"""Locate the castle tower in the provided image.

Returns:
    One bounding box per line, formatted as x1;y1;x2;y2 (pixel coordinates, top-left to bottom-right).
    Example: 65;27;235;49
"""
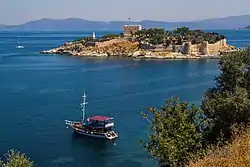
181;42;191;55
200;41;209;55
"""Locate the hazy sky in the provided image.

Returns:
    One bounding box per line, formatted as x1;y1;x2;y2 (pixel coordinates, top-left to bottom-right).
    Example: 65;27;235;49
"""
1;0;249;25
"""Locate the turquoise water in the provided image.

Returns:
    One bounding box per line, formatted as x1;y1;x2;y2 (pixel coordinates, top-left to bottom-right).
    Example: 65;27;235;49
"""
0;30;249;167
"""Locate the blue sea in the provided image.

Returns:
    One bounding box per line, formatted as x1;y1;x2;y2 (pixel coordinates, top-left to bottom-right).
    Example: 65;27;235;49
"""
0;29;249;167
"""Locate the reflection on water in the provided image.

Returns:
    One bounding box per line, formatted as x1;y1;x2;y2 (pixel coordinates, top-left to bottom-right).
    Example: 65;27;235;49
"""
68;133;143;166
70;132;115;150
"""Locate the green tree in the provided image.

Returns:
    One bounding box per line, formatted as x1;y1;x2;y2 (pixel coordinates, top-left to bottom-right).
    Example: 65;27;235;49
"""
173;27;190;36
0;150;33;167
141;97;208;167
196;36;204;44
103;33;121;39
176;36;183;45
73;38;85;42
202;48;250;143
164;39;172;47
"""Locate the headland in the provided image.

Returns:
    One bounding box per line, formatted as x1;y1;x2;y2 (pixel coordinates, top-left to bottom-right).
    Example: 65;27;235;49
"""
40;26;238;60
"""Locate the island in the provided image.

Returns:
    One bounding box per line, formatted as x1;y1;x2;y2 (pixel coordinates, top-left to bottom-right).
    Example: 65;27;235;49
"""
239;25;250;29
40;26;238;60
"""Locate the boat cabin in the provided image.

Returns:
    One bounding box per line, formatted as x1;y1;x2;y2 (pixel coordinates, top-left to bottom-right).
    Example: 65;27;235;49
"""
86;116;114;129
83;116;115;134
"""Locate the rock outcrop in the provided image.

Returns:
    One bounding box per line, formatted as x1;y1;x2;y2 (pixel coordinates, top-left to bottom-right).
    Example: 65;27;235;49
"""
41;39;140;57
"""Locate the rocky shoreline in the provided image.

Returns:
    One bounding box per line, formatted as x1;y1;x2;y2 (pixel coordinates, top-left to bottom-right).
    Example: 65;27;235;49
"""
40;48;222;60
40;38;238;60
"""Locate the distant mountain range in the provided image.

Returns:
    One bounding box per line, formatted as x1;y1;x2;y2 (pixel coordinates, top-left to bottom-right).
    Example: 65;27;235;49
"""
1;15;250;30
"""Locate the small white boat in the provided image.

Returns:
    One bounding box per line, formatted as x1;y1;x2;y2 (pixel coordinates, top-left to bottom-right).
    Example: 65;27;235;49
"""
16;45;24;49
16;38;24;49
65;92;119;140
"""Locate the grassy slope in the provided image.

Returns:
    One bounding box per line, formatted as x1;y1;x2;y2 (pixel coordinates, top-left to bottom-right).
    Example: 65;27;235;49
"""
187;129;250;167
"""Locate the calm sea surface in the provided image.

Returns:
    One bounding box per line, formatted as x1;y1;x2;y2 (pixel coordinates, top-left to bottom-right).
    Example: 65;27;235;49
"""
0;30;249;167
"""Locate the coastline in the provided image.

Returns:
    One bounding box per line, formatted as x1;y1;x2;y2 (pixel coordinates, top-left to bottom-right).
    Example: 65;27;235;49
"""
40;43;237;60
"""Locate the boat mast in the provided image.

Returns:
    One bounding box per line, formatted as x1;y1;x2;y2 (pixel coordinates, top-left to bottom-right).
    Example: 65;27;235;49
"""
81;91;88;123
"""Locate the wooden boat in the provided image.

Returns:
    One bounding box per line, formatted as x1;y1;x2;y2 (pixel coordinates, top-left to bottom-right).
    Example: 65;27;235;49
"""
65;92;118;140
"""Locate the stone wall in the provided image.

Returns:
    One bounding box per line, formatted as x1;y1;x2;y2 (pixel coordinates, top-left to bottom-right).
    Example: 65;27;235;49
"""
180;39;227;55
172;45;182;53
139;39;228;55
139;43;156;50
140;43;173;52
207;39;227;54
84;41;98;47
200;41;209;55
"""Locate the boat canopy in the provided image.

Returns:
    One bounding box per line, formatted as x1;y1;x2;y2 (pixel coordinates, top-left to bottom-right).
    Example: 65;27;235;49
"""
87;116;113;121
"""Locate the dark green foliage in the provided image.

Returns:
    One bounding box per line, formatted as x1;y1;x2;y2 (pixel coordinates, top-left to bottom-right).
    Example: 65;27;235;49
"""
73;38;85;42
135;28;166;45
135;27;225;45
173;27;190;36
176;36;183;45
202;47;250;143
73;36;95;43
141;97;208;167
165;39;172;47
102;33;121;39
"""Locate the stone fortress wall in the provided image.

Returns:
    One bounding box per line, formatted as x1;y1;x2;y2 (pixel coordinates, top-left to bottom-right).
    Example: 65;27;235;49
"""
183;38;227;55
140;39;228;55
122;24;230;55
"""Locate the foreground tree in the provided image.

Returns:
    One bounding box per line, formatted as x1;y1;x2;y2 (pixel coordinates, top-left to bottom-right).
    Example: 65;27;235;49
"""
0;150;33;167
202;47;250;143
141;97;208;167
141;48;250;166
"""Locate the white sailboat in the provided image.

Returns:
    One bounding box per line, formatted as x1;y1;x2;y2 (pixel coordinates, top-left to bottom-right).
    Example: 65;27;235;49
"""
16;38;24;49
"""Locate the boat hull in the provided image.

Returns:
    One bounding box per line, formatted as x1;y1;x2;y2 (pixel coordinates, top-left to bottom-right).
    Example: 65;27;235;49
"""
74;129;108;139
65;120;118;140
73;128;118;140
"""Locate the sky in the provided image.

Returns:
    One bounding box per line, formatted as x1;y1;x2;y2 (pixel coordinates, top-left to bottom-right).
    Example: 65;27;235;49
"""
0;0;249;25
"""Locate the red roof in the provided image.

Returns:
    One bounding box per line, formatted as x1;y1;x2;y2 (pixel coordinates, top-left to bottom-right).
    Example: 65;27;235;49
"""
87;116;111;121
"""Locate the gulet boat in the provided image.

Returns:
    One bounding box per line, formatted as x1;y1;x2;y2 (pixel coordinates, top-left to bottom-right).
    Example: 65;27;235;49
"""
65;92;118;140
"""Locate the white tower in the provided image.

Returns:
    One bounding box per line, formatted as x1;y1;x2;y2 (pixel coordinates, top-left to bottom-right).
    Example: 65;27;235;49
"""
92;32;96;39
